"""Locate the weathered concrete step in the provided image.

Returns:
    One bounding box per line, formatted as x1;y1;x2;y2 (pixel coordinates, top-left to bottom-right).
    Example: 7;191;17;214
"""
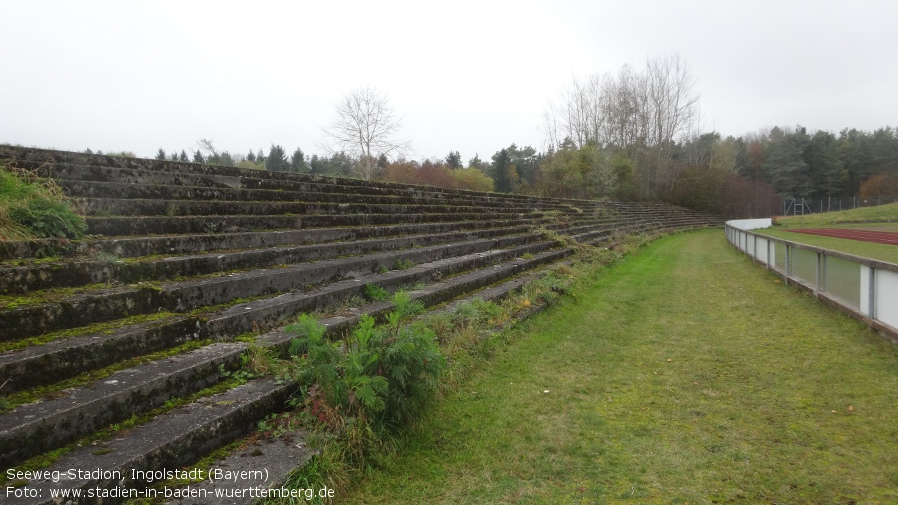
47;161;549;208
0;232;549;342
0;225;532;295
643;219;715;231
0;342;246;468
439;270;544;314
635;221;717;238
0;239;561;390
85;211;536;236
4;148;433;194
45;164;389;196
198;241;561;342
555;221;627;237
0;284;169;343
0;214;614;298
78;197;544;218
0;316;201;393
5;149;555;205
3;146;633;213
603;202;722;224
572;228;615;244
61;179;578;212
0;219;536;262
407;248;570;309
13;377;295;505
163;431;314;505
2;246;566;471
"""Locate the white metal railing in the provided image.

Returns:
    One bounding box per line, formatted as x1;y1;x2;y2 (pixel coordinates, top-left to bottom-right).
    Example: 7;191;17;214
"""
725;219;898;341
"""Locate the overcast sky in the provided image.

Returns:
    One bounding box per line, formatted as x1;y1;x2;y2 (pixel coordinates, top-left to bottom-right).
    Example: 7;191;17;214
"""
2;0;896;163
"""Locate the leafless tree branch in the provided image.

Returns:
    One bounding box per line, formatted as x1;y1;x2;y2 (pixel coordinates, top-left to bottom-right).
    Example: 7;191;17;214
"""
319;86;411;180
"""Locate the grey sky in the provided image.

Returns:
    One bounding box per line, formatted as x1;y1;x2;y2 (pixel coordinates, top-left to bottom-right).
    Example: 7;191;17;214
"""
1;0;895;163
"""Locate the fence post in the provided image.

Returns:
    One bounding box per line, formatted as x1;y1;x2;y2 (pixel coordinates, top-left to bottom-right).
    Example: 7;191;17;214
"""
785;244;791;286
869;267;876;319
815;252;821;295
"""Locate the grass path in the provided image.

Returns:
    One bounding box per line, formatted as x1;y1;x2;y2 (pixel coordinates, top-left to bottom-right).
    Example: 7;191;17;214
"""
339;230;898;504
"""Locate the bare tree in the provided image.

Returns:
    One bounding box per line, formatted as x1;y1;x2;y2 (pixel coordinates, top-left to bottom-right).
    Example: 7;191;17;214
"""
320;86;410;180
645;54;700;194
542;54;701;197
196;138;219;159
542;75;603;150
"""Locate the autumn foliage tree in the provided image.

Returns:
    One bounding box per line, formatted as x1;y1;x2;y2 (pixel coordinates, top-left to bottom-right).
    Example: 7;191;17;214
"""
381;159;493;192
859;174;898;199
450;167;494;192
666;164;781;218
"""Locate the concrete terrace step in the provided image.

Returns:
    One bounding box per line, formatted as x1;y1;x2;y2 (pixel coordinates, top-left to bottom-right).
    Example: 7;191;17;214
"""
1;247;567;468
84;210;538;236
60;178;582;212
1;209;623;298
3;149;572;207
78;197;546;218
0;239;564;392
13;377;295;505
0;342;246;468
0;220;535;262
45;162;562;210
0;225;534;294
0;234;556;342
0;315;203;393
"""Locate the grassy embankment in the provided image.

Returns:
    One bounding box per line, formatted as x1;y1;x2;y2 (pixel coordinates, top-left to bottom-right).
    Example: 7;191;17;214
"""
338;229;898;504
754;203;898;264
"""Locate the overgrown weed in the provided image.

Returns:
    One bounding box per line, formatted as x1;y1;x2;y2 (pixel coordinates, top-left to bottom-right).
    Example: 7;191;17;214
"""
0;165;87;240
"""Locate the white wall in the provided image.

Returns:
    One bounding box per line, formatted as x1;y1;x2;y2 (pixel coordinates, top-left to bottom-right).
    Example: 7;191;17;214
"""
725;221;898;342
727;218;772;231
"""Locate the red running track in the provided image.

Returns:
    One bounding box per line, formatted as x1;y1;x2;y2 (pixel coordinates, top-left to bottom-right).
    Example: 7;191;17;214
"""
787;228;898;246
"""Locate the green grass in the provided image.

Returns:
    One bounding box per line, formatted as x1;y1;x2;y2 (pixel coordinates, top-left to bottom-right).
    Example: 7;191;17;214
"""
775;202;898;228
337;230;898;504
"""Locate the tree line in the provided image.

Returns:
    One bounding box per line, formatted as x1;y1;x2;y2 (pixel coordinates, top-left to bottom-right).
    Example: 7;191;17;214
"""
147;127;898;219
134;55;898;217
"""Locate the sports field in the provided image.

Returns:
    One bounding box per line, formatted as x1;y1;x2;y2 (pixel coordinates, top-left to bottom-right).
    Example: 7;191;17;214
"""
755;203;898;264
787;228;898;245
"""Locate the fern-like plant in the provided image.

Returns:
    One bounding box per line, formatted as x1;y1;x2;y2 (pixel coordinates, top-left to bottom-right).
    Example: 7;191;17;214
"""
285;294;445;433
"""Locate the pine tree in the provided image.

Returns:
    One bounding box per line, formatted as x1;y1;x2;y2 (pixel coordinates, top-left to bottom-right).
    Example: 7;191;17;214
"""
291;148;309;172
266;145;289;172
445;150;462;169
490;149;518;193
